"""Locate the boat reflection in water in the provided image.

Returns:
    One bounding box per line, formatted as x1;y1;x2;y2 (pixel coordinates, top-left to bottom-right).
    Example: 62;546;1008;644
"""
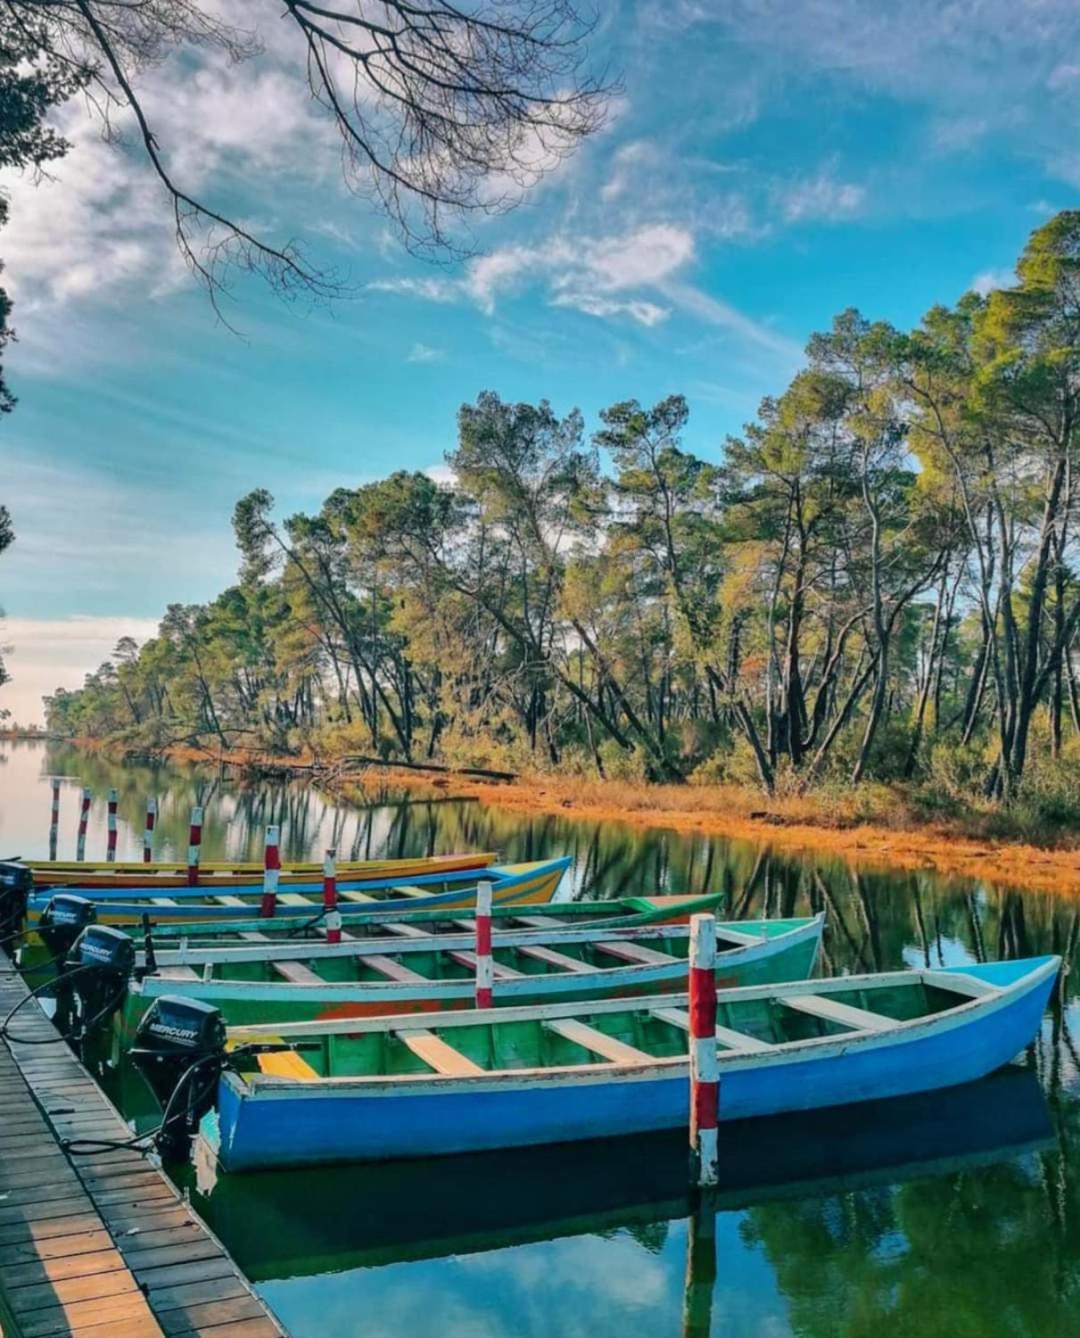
190;1064;1051;1295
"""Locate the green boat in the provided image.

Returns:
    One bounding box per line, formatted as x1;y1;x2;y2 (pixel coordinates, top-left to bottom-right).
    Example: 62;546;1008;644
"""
120;913;824;1031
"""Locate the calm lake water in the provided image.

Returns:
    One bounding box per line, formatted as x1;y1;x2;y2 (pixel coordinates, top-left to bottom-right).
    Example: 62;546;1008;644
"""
4;739;1080;1337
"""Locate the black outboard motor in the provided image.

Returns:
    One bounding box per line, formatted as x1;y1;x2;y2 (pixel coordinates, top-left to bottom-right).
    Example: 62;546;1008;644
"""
65;925;135;1039
130;996;227;1160
38;894;98;962
0;862;33;950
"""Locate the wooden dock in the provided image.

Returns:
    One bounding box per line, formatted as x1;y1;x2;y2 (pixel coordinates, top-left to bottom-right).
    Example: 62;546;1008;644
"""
0;964;285;1337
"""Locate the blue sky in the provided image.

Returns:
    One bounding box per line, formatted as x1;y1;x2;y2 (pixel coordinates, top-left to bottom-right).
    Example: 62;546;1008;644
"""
2;0;1078;720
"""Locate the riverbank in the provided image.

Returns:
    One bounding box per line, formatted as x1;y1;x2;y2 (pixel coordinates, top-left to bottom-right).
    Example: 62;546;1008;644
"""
58;737;1080;897
341;767;1080;898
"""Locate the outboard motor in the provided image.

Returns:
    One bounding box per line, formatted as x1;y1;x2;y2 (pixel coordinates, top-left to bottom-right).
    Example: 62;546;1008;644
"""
65;925;135;1039
38;894;97;962
0;862;33;950
130;996;227;1160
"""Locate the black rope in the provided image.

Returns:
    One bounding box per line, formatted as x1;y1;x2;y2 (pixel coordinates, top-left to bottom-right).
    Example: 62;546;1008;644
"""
0;964;125;1046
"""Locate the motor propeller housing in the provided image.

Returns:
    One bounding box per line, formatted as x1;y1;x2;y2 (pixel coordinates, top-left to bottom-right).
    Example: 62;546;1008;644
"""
38;894;98;962
0;863;32;947
65;925;136;1038
130;995;227;1161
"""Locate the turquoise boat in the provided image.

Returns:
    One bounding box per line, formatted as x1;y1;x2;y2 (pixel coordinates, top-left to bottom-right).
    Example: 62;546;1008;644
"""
200;954;1058;1171
121;914;824;1029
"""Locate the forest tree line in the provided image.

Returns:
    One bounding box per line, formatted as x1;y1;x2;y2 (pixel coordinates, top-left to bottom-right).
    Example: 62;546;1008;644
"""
44;212;1080;807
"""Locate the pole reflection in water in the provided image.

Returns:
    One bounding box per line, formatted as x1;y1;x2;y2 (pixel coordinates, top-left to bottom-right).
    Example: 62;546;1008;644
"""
681;1190;717;1338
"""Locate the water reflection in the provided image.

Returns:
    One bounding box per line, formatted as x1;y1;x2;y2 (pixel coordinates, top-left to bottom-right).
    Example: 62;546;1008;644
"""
7;740;1080;1336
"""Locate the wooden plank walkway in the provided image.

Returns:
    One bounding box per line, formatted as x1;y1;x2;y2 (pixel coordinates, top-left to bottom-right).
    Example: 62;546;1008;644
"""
0;962;285;1337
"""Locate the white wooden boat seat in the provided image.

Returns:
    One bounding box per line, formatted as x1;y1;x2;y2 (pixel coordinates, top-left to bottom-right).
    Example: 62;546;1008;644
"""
512;914;570;928
398;1029;484;1076
340;890;378;902
648;1007;770;1052
594;941;678;967
363;954;429;984
714;927;764;947
444;949;524;979
156;965;200;981
515;944;598;974
395;886;431;899
216;891;287;940
271;960;324;985
782;994;893;1032
278;893;318;906
383;922;430;939
544;1018;652;1065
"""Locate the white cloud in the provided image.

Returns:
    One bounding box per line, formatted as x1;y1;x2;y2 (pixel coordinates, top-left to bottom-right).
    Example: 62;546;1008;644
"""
776;171;866;223
971;267;1017;296
551;293;670;326
660;281;802;360
600;139;663;203
368;277;460;302
0;617;161;725
0;14;338;351
424;463;457;487
406;343;446;363
372;223;694;328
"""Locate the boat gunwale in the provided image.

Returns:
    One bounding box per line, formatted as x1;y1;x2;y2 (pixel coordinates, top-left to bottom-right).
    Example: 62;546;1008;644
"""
221;956;1060;1096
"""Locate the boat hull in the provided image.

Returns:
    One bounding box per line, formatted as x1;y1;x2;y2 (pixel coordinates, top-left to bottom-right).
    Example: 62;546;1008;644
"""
207;956;1057;1171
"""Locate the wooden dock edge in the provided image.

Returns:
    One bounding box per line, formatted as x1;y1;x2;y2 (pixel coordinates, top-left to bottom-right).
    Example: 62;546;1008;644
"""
0;964;286;1337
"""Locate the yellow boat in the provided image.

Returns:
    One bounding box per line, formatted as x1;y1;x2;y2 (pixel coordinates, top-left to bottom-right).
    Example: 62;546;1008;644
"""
26;857;572;926
28;851;498;890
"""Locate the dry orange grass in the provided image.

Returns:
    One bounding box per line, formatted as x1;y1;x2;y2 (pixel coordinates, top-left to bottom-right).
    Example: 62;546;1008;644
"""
349;767;1080;899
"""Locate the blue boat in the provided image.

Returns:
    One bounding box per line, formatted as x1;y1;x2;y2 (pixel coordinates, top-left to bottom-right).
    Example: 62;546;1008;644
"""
26;856;571;924
201;954;1059;1172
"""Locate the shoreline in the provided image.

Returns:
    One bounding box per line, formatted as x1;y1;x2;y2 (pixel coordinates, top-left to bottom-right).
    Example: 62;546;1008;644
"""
49;738;1080;898
345;767;1080;899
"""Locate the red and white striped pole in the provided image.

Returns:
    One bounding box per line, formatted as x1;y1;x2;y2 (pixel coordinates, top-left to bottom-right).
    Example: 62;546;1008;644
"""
143;798;157;864
76;787;91;862
475;879;493;1008
48;780;60;860
689;913;719;1187
260;824;280;918
105;788;119;862
186;805;203;886
323;848;341;944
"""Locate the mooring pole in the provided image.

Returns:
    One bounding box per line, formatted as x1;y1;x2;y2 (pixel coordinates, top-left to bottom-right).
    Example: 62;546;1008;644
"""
48;780;60;860
143;798;157;864
186;805;203;886
323;848;341;944
75;787;91;862
260;824;280;918
475;879;493;1008
106;788;119;862
689;913;719;1187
